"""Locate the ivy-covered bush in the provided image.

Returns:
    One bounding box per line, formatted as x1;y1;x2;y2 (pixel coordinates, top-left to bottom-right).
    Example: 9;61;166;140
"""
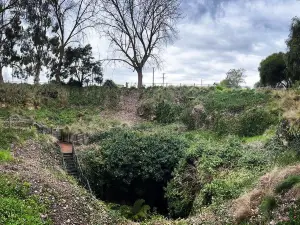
80;128;188;212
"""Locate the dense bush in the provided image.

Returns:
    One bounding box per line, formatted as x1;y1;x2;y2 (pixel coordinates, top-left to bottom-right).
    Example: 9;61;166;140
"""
80;128;187;213
166;135;275;218
155;101;183;124
0;83;121;109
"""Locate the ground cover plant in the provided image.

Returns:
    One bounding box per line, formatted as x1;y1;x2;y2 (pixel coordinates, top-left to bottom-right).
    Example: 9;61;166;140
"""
0;175;50;225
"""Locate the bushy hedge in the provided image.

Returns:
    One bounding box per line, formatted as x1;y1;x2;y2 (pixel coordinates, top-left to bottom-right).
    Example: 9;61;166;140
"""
80;128;187;212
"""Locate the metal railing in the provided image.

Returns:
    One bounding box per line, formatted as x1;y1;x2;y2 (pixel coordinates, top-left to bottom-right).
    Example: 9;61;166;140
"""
72;144;92;194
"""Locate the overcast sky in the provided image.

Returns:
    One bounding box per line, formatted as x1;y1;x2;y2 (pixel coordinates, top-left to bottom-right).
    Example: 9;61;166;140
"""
4;0;299;86
93;0;300;87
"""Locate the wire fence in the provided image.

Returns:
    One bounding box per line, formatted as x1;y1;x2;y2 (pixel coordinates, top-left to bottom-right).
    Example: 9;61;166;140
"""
3;79;252;89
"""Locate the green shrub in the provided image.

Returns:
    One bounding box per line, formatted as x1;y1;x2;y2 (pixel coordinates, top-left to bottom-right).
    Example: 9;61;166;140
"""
0;148;13;163
0;128;36;149
259;195;276;219
155;101;182;124
81;128;187;211
275;175;300;194
237;108;277;137
109;199;151;222
166;159;200;218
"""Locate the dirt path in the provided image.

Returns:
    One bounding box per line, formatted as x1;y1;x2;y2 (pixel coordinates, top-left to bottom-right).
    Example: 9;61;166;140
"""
0;141;117;225
101;91;143;126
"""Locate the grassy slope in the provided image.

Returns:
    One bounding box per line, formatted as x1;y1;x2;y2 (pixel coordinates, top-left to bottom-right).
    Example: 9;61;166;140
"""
1;85;300;224
0;128;129;225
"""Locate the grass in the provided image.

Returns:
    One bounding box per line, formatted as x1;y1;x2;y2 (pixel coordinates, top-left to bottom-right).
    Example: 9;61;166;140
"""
0;175;50;225
0;127;37;149
275;175;300;194
259;195;277;219
0;148;13;163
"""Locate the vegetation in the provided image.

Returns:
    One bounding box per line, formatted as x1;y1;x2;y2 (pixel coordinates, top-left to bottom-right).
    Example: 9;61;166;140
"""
275;175;300;194
80;128;187;213
0;175;50;225
259;52;287;87
220;68;246;88
1;84;300;224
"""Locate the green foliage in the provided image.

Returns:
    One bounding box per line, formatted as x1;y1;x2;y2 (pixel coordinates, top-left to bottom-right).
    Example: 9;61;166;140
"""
259;195;277;219
0;83;121;109
220;68;246;88
103;79;118;88
131;199;151;221
155;101;182;124
0;128;36;149
63;44;103;86
0;175;50;225
277;205;300;225
109;199;151;222
286;17;300;84
0;148;13;163
81;128;187;210
259;52;287;87
275;175;300;194
237;108;278;137
203;89;270;113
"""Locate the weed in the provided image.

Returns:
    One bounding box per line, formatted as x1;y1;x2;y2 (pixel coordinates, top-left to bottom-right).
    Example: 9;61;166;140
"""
275;175;300;194
0;148;13;163
259;195;277;219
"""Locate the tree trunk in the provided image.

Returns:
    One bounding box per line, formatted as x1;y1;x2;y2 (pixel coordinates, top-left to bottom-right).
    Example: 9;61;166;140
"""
0;65;3;84
34;62;41;84
137;68;143;88
55;45;64;83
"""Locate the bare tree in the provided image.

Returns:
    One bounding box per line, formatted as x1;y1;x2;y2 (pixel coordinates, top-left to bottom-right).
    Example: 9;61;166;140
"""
99;0;181;88
49;0;99;82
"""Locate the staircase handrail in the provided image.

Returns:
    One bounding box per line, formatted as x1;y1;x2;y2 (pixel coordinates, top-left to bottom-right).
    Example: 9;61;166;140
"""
72;144;93;194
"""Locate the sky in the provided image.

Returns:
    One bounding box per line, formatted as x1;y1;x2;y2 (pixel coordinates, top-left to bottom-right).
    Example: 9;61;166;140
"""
94;0;300;87
4;0;300;86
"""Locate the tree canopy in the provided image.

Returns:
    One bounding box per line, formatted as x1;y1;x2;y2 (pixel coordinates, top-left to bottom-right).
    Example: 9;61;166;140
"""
220;68;246;88
258;52;288;88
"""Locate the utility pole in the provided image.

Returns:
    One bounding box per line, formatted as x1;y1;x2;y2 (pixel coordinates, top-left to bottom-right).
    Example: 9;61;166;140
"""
162;73;166;87
153;67;155;87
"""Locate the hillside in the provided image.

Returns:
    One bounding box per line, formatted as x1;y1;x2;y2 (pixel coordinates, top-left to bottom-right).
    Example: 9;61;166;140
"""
1;84;300;224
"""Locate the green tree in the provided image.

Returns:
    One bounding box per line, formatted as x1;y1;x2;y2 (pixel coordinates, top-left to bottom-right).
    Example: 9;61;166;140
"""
63;44;103;87
17;0;52;84
258;52;288;88
48;0;99;82
221;68;246;88
0;0;22;83
286;17;300;84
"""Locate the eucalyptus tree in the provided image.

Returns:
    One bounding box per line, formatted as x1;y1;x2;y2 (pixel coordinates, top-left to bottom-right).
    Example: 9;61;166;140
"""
17;0;52;84
286;17;300;84
0;0;22;83
48;0;100;82
99;0;181;88
63;44;103;86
